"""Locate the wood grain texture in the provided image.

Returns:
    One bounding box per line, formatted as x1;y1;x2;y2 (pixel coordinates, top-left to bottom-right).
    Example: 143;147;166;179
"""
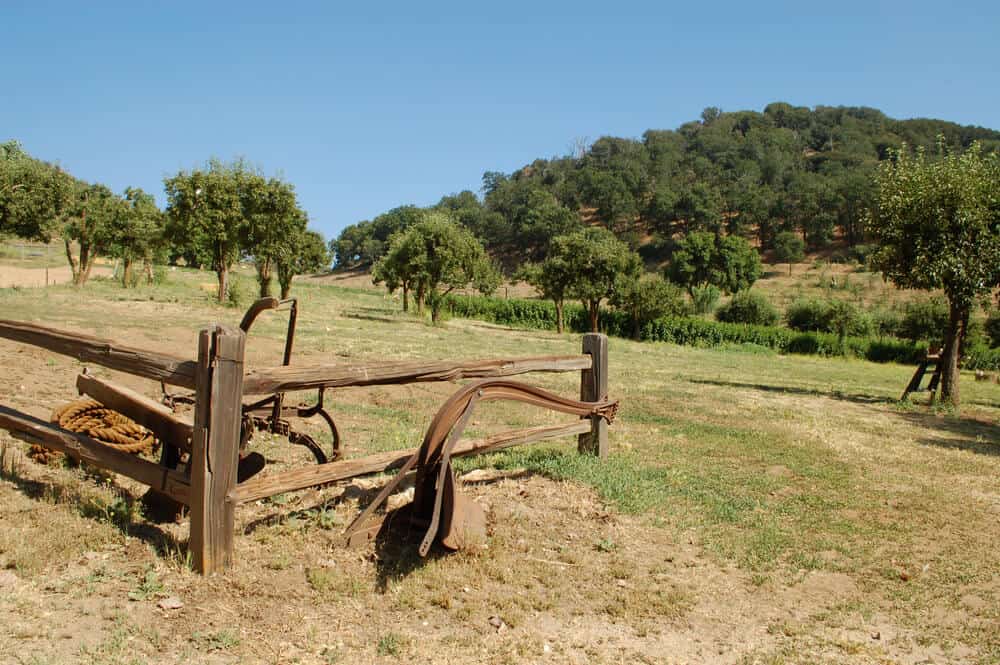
189;325;246;575
578;333;609;458
0;405;190;504
76;373;193;452
0;319;197;388
230;420;590;504
242;355;592;395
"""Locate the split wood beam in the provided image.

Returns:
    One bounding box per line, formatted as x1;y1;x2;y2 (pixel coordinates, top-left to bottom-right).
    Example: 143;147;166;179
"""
76;373;193;452
230;420;590;505
0;319;197;388
0;405;191;505
242;355;592;395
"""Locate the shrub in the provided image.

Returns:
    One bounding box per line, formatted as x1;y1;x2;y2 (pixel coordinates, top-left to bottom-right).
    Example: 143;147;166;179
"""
898;298;949;344
785;298;829;332
986;311;1000;348
716;291;779;326
691;284;720;315
785;298;873;337
963;342;1000;370
445;293;924;365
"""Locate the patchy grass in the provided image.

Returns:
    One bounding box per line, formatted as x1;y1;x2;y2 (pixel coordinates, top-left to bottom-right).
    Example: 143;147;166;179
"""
0;265;998;664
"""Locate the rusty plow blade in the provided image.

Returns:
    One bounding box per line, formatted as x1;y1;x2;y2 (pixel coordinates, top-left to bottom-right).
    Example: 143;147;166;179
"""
343;378;618;556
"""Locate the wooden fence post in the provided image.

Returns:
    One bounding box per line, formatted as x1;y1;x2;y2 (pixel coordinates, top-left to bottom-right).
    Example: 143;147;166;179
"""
578;333;608;458
189;325;245;574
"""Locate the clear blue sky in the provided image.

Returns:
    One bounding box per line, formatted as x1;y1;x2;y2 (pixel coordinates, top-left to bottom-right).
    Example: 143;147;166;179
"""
3;0;998;239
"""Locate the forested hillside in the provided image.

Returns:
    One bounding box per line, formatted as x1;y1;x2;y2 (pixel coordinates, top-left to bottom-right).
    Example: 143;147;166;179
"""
333;103;1000;269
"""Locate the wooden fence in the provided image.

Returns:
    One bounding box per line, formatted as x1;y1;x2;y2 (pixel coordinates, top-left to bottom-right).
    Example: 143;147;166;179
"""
0;319;610;574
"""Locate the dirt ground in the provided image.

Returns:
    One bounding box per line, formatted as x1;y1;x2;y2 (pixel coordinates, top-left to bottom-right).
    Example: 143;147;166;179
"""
0;264;113;288
0;274;998;664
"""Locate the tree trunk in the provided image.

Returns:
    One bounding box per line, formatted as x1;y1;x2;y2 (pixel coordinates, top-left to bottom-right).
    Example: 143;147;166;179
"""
431;292;441;324
788;263;792;277
632;310;641;340
280;282;291;299
402;282;409;312
555;300;564;334
64;238;79;284
143;259;154;285
588;300;600;333
256;259;272;298
216;265;229;304
122;256;134;288
76;243;93;286
939;300;968;407
416;284;426;315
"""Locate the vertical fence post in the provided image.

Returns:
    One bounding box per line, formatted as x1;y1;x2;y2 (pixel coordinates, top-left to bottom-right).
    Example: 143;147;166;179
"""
189;325;245;574
578;333;609;458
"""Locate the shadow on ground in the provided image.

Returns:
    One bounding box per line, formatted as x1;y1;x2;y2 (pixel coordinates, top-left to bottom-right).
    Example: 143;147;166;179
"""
0;462;183;559
689;379;897;406
899;411;1000;457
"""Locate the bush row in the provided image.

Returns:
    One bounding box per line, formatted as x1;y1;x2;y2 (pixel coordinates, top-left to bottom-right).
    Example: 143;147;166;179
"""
445;294;930;365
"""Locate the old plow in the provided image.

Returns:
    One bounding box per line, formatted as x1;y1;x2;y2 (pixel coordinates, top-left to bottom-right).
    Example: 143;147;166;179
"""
0;298;617;574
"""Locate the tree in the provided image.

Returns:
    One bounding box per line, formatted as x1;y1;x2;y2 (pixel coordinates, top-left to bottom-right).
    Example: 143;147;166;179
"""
105;187;164;287
773;231;805;275
519;254;575;334
276;227;330;299
667;231;762;295
554;228;641;332
868;142;1000;407
64;183;125;286
164;159;258;303
0;141;75;241
374;213;499;323
612;274;691;339
244;177;304;298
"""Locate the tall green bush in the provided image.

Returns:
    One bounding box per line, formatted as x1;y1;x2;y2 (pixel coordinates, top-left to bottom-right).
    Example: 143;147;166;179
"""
715;291;779;326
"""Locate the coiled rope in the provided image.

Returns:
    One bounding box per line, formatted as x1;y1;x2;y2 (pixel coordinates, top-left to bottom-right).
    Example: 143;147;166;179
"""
29;399;158;464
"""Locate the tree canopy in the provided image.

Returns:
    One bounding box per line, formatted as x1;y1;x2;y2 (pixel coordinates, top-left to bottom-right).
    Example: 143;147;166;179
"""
373;213;500;322
867;141;1000;406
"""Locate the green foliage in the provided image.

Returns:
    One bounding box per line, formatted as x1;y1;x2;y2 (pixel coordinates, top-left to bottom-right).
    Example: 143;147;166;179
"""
164;158;258;301
985;310;1000;348
64;183;128;286
690;284;721;315
333;205;427;268
0;141;76;241
716;291;779;326
611;274;692;339
772;231;805;274
373;213;499;322
551;227;642;332
785;298;874;337
897;298;950;345
867;141;1000;405
276;227;330;299
444;293;927;364
106;187;164;288
667;232;762;295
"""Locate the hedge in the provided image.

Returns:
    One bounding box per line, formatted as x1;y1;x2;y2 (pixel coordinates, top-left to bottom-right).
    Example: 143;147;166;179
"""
444;294;932;365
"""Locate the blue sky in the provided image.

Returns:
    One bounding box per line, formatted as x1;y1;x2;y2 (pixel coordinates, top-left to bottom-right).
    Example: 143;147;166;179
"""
3;1;999;239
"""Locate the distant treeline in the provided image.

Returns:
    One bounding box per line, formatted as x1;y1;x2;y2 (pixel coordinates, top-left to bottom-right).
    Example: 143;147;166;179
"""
334;102;1000;269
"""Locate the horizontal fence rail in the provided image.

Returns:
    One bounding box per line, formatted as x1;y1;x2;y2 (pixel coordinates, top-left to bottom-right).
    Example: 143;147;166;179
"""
242;355;592;395
0;319;198;389
0;405;191;504
230;420;590;504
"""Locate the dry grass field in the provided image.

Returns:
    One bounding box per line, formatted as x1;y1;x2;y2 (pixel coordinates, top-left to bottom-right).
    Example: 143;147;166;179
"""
0;268;998;664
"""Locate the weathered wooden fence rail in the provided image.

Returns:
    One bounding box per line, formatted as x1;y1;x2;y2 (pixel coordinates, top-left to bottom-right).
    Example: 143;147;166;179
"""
0;317;612;575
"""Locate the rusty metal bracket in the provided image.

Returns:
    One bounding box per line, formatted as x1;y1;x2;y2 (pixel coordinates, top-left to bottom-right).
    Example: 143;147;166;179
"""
343;378;618;555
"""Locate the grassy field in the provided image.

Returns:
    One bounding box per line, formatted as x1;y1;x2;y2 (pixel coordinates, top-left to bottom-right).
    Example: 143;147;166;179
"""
0;268;998;664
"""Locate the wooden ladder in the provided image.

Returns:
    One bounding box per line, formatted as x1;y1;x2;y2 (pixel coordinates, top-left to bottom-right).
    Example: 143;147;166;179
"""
901;353;942;403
